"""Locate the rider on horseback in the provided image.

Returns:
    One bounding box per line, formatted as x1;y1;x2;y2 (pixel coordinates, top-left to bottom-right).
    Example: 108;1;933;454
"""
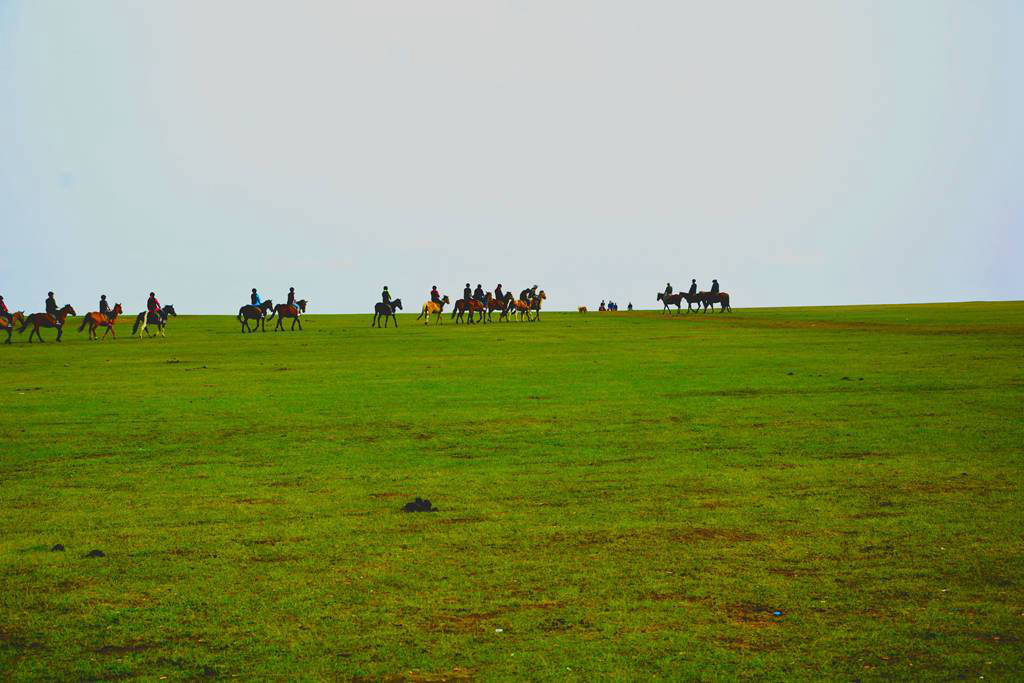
287;287;301;315
688;279;697;296
494;283;504;302
99;295;111;317
147;292;161;323
463;283;472;303
430;286;443;306
251;288;262;306
45;292;61;327
0;295;12;327
382;286;391;305
665;282;673;297
473;284;485;304
711;279;720;294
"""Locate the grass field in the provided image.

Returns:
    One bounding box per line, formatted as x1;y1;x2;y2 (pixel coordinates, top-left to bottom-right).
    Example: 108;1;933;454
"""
1;302;1022;680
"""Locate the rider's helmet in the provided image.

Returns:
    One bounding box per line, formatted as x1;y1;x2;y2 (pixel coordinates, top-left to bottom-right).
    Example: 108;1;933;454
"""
101;294;106;299
48;291;54;297
149;292;155;297
252;288;257;293
476;284;481;288
289;287;294;292
465;283;470;288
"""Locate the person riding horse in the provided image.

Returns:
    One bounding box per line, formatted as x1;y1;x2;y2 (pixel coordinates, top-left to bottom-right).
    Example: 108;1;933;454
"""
688;279;697;296
711;279;720;294
99;295;111;317
430;286;443;307
463;283;473;303
287;287;300;315
473;284;486;304
0;295;11;327
382;286;391;304
45;292;61;328
251;288;262;306
664;283;673;297
494;283;504;302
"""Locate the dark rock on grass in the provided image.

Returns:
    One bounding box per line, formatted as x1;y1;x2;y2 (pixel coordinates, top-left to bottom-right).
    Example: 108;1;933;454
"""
51;544;65;552
402;497;437;513
84;549;105;558
202;665;218;678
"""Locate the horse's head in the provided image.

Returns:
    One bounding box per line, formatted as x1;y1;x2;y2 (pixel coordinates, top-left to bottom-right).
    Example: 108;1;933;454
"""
163;305;177;316
539;291;546;300
113;303;123;315
12;311;25;324
392;299;403;310
442;295;450;304
656;292;664;301
61;305;76;316
298;300;308;313
262;299;274;311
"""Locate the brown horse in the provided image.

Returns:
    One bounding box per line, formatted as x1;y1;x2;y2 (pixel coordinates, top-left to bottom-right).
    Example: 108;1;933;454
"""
417;296;450;324
486;292;515;322
451;298;486;324
1;312;26;344
78;303;124;340
238;300;275;333
527;290;547;321
19;305;76;343
657;291;701;314
273;300;307;331
699;291;732;312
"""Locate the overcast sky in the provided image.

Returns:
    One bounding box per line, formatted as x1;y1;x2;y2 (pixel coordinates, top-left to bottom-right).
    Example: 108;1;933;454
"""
1;1;1021;313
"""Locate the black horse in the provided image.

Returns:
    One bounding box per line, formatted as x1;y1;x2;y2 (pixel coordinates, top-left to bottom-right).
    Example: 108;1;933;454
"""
372;299;402;328
132;305;177;337
657;292;701;314
237;300;274;333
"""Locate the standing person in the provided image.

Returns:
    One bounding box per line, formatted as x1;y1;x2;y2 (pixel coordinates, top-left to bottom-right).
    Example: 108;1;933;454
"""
710;279;719;294
664;282;673;297
688;279;697;296
0;295;11;326
250;288;262;306
287;287;300;314
99;295;110;316
463;283;472;302
382;286;391;305
147;292;161;322
430;286;443;306
627;302;633;311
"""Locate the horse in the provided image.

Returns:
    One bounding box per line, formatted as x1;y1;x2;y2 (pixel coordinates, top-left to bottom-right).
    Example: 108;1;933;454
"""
512;297;533;321
132;305;177;338
527;290;547;321
578;306;587;313
1;312;26;344
699;291;732;313
237;300;275;333
18;305;76;343
417;296;450;324
451;298;486;324
486;292;515;322
372;298;402;328
273;300;307;331
657;291;701;314
78;303;123;340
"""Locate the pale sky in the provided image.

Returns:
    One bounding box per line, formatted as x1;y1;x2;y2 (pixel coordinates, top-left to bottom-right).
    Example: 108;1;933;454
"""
1;1;1021;313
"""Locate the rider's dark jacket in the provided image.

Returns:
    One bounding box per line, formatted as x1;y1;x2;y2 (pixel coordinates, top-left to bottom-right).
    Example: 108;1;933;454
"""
710;281;719;293
665;285;673;296
251;292;260;306
688;282;697;295
45;297;58;316
473;286;484;301
519;289;530;302
287;292;297;307
382;289;391;304
494;286;503;300
464;287;472;301
99;299;110;315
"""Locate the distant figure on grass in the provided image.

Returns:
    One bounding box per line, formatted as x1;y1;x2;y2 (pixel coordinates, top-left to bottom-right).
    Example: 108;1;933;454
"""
599;300;606;312
79;302;123;340
578;306;587;313
627;302;633;311
372;297;403;328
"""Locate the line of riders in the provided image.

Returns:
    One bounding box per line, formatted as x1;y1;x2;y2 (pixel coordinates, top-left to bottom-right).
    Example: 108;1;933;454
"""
0;291;178;343
237;288;309;332
657;279;732;313
372;283;547;327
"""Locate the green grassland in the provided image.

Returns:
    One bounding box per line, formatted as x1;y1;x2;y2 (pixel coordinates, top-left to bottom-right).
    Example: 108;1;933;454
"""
1;302;1022;680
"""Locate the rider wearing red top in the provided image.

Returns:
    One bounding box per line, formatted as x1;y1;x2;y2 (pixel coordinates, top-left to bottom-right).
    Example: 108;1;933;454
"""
147;292;161;322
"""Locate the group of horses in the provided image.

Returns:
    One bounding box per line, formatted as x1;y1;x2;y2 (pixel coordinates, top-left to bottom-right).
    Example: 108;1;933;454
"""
657;289;732;313
236;300;309;333
407;290;547;326
0;304;178;343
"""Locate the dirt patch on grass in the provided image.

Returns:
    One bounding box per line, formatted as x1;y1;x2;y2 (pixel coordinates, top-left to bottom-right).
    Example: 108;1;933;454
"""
370;492;411;500
94;642;154;655
728;604;784;627
358;668;473;682
717;635;776;652
668;527;759;543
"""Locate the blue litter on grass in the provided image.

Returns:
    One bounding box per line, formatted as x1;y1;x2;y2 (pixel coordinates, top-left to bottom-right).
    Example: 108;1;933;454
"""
773;611;783;616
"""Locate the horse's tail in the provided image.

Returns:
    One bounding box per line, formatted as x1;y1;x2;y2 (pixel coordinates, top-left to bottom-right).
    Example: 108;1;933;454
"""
237;309;243;323
132;314;142;335
451;304;458;319
78;316;89;332
17;316;31;334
